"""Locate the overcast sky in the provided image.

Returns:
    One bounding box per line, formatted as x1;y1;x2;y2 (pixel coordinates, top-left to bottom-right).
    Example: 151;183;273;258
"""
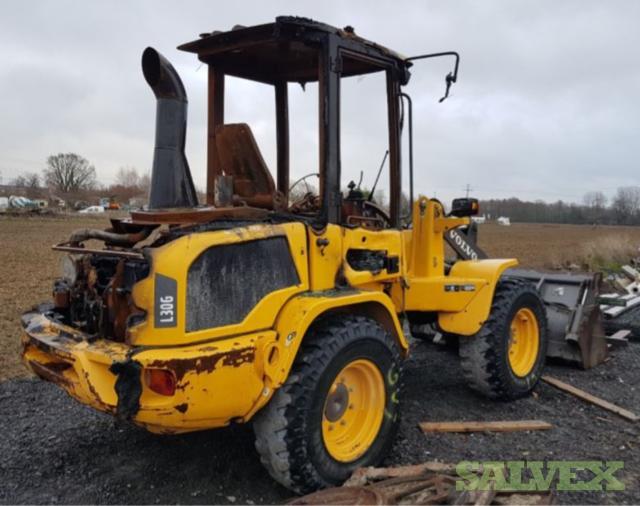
1;0;638;205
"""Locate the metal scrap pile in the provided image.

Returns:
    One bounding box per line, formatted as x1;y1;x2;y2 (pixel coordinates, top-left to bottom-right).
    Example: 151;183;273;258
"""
289;463;552;505
601;264;640;339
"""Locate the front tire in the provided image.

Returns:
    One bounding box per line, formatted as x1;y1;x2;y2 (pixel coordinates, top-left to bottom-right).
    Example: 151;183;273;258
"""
459;278;548;400
253;315;402;494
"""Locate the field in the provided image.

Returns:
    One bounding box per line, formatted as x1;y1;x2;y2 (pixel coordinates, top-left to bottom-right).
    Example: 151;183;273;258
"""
2;215;640;381
0;214;124;380
478;222;640;271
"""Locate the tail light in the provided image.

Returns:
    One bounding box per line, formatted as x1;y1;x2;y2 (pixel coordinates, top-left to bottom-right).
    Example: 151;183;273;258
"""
144;368;176;396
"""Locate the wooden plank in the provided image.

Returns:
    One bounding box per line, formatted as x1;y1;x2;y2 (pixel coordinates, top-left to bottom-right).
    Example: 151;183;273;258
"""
419;420;552;433
542;375;639;422
606;329;631;342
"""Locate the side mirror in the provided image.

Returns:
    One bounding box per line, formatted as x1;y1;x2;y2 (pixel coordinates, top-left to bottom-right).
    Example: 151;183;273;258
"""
450;198;479;217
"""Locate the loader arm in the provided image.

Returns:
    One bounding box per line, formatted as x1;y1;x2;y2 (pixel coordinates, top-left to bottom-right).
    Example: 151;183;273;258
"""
401;196;518;335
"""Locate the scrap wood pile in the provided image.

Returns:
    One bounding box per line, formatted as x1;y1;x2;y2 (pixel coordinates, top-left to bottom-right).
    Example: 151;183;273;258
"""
289;462;552;505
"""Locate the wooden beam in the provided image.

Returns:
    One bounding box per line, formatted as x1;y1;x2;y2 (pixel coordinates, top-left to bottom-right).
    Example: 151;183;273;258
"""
419;420;552;433
542;375;639;422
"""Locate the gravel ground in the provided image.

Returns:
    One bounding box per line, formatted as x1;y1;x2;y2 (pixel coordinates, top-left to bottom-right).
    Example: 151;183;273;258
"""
1;340;638;505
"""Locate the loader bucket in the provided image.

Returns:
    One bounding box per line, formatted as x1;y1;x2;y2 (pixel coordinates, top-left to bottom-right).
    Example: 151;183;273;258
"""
505;269;608;369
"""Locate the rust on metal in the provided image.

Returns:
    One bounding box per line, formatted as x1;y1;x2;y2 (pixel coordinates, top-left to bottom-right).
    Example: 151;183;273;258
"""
147;346;256;382
28;360;72;388
174;403;189;414
52;245;145;260
289;475;455;505
295;463;553;505
129;206;269;225
214;123;276;209
103;259;142;342
53;282;71;309
288;486;386;505
67;227;154;247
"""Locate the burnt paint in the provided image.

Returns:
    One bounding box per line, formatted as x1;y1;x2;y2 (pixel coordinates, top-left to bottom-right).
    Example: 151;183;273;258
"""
148;346;255;382
186;237;299;331
29;361;72;388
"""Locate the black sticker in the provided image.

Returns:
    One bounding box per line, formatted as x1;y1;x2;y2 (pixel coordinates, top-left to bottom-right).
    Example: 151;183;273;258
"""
154;274;177;328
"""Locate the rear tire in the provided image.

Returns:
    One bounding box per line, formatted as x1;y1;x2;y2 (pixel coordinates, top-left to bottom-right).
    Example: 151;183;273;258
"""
253;315;402;494
459;278;548;400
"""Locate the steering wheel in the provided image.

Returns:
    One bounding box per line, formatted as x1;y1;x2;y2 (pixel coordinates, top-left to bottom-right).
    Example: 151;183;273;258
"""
289;173;320;194
288;173;320;213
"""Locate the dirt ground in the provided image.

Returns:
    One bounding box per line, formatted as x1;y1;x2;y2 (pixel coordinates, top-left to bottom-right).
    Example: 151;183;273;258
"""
0;214;124;380
477;222;640;270
1;215;640;504
1;338;638;504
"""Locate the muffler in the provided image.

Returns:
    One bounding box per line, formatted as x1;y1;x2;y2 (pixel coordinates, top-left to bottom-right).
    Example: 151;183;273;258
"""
142;47;198;209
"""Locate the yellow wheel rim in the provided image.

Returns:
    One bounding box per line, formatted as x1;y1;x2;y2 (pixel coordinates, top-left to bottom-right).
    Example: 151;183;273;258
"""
508;308;540;377
321;359;385;463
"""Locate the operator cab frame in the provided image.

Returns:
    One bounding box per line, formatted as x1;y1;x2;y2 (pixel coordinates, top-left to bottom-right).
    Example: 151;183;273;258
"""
179;16;413;228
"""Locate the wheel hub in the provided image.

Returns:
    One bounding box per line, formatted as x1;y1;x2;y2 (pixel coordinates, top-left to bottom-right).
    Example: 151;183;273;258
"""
324;383;349;422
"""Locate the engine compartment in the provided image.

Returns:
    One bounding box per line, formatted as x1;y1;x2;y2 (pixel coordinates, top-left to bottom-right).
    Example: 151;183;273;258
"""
52;254;149;342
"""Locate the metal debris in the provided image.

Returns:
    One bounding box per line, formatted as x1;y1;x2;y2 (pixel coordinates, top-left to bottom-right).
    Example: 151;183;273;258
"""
290;463;553;505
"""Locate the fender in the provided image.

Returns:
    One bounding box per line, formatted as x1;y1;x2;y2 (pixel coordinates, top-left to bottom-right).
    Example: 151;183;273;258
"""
438;259;518;336
243;289;408;421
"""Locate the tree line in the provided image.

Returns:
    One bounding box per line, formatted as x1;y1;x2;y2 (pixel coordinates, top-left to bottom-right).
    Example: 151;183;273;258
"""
9;153;640;226
9;153;150;203
480;188;640;226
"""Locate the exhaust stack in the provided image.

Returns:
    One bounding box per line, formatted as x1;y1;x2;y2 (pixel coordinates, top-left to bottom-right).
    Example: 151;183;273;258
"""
142;47;198;209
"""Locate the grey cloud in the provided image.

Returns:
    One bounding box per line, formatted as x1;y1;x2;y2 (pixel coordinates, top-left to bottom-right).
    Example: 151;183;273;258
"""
0;0;638;204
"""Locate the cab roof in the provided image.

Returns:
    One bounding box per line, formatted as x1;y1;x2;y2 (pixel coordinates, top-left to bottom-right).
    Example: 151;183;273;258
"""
178;16;412;85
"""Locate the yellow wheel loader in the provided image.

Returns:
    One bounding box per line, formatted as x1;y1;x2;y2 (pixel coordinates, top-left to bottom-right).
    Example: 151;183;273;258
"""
21;17;550;494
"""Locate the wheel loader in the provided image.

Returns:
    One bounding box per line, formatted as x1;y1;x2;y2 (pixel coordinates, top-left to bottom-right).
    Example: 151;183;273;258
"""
22;17;553;494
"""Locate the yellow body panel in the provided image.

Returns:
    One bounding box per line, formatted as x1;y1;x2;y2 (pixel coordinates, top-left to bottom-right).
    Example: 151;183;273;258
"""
22;195;519;433
436;258;518;335
22;312;274;433
129;222;309;346
341;227;403;287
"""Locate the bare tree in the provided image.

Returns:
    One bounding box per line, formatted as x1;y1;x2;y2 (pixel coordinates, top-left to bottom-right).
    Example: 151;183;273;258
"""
612;186;640;225
24;172;40;189
583;191;607;209
583;190;608;224
115;166;140;188
11;175;27;187
138;173;151;194
43;153;96;193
